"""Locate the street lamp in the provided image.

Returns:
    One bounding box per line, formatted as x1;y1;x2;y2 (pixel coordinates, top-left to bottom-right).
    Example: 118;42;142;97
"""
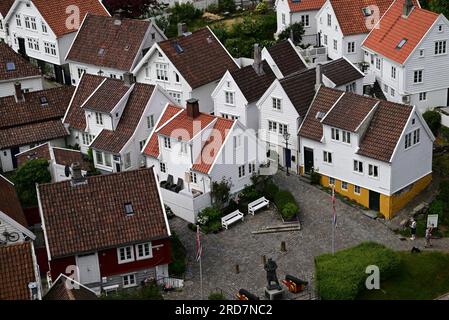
283;131;291;176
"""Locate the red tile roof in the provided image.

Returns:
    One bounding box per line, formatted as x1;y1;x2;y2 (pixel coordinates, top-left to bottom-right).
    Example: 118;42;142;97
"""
191;118;234;174
158;27;239;89
90;83;155;154
63;74;105;131
16;144;51;168
330;0;394;35
0;0;14;17
38;167;170;258
266;40;307;77
362;0;438;64
67;14;152;71
288;0;326;12
0;42;41;82
82;78;130;113
143;105;183;158
321;58;365;86
0;174;27;228
0;242;38;300
52;147;90;171
31;0;109;38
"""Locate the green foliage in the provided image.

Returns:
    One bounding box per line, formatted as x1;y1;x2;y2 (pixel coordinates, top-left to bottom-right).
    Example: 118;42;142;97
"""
429;0;449;19
13;159;51;207
155;16;170;32
440;126;449;143
169;233;187;276
310;168;321;185
277;22;305;45
207;4;220;14
263;180;279;201
423;110;441;135
281;202;299;220
187;223;198;232
209;291;226;300
315;242;401;300
197;207;223;233
170;3;203;22
218;0;236;13
101;283;163;300
274;190;299;219
434;154;449;176
211;178;232;209
255;2;268;14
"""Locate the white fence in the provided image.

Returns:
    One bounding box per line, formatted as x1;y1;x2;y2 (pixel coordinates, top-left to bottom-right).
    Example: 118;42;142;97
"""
161;188;211;223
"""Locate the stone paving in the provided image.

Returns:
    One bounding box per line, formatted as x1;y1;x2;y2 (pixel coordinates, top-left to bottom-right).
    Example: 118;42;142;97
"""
164;172;449;300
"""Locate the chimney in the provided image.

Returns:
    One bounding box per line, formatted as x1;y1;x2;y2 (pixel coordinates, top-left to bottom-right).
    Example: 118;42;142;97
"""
402;0;414;18
14;82;24;102
123;72;135;86
114;9;124;25
252;43;265;76
177;23;187;36
315;64;322;92
186;98;200;119
71;162;86;186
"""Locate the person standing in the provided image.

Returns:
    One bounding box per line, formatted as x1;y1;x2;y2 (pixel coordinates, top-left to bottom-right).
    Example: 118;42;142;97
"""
425;225;433;248
410;218;417;240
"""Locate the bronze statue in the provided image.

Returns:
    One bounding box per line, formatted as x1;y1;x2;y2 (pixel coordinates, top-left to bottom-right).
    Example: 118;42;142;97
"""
264;258;281;290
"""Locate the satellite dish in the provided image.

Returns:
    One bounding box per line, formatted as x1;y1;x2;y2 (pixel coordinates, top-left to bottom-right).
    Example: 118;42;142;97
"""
64;165;71;177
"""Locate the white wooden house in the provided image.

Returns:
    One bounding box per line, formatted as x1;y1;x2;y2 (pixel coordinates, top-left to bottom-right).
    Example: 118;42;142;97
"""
0;0;14;42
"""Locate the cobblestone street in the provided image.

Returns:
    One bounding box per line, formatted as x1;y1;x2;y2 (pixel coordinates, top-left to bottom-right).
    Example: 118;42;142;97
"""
164;172;449;300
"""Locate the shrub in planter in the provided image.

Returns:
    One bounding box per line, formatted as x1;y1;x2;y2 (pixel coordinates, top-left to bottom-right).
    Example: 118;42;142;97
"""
274;190;296;209
240;184;261;203
209;220;222;233
263;181;279;201
281;202;299;220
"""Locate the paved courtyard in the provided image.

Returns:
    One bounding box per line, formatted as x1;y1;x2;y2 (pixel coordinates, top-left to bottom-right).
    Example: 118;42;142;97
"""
164;172;449;300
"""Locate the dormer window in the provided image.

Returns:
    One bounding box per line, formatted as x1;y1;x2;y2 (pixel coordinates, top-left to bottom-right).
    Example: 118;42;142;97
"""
124;202;134;215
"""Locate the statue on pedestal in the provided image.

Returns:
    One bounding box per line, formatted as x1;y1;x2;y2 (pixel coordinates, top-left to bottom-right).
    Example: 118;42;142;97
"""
264;258;281;291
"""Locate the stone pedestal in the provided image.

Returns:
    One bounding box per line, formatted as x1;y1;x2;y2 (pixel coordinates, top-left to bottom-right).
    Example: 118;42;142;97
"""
264;287;285;300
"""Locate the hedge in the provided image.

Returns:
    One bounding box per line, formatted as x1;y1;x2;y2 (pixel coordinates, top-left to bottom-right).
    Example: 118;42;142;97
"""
274;190;300;219
315;242;401;300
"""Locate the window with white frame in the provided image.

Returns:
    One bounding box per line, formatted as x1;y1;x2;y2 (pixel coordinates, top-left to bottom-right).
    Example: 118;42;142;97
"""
95;112;103;125
341;181;348;190
104;153;112;167
190;172;197;184
345;82;356;93
368;164;379;178
221;113;239;120
24;16;31;29
147;115;155;128
331;128;340;141
413;128;420;144
30;17;36;30
139;139;146;151
282;13;286;25
180;142;188;154
323;151;333;164
122;274;136;288
327;14;331;26
42;22;48;33
27;37;39;51
168;91;182;104
118;246;134;264
376;57;381;70
156;63;168;81
238;165;245;178
324;34;328;45
329;177;336;185
44;42;56;56
233;135;241;149
136;243;152;260
124;153;131;169
391;66;396;79
354;185;361;194
419;49;425;57
435;40;447;55
279;123;288;135
82;133;94;145
268;120;277;133
301;15;310;27
16;14;21;27
225;91;235;105
384;84;389;92
391;88;395;97
419;92;427;101
414;70;423;83
95;150;103;165
333;39;338;51
342;130;351;143
353;160;363;173
272;97;281;110
163;137;171;149
347;42;355;53
175;72;180;83
160;162;166;173
248;161;256;174
77;68;86;79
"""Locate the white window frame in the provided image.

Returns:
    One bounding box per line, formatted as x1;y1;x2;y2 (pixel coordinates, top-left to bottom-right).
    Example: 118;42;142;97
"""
353;160;363;174
117;246;135;264
331;128;340;141
413;70;423;83
341;181;348;191
225;91;235;105
163;137;171;149
419;92;427;101
15;14;22;27
190;172;198;184
41;21;48;34
301;15;310;27
329;177;336;186
368;164;379;178
95;150;104;165
124;152;131;169
147;114;155;128
391;66;396;79
268;120;277;133
354;185;361;195
136;243;153;260
95;112;103;125
272;97;281;111
156;63;168;81
347;42;355;54
435;40;447;55
122;273;137;288
238;165;246;178
323;151;333;164
160;162;167;173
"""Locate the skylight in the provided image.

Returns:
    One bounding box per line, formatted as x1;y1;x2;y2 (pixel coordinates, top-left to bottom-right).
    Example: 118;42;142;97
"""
39;96;48;106
174;42;184;54
6;62;16;71
98;48;105;56
397;38;408;49
124;202;134;215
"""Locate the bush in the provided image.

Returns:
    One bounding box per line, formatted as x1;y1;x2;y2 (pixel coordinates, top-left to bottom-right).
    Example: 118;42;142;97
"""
13;159;51;207
440;126;449;143
187;223;197;232
209;292;226;300
255;2;268;14
170;3;202;23
277;22;305;45
218;0;236;13
315;242;401;300
438;180;449;202
274;190;299;218
207;4;220;14
281;202;299;220
263;180;279;201
209;220;223;233
423;110;441;135
169;233;187;277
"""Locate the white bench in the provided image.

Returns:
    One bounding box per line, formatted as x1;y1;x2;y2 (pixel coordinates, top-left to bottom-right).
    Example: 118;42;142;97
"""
221;210;244;230
248;197;269;215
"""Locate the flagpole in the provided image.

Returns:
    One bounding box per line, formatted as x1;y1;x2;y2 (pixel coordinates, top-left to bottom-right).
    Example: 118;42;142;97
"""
332;184;335;255
199;254;203;300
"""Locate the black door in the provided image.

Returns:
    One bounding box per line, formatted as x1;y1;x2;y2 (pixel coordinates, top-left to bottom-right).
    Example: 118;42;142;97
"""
369;190;380;211
18;38;27;58
304;147;314;174
447;88;449;106
62;64;72;85
284;148;292;168
11;147;20;169
115;163;121;173
54;65;64;84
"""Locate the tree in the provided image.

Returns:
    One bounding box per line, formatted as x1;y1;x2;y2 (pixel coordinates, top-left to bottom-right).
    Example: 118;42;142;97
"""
211;178;232;209
423;110;442;135
13;159;51;207
219;0;236;13
429;0;449;18
277;22;305;45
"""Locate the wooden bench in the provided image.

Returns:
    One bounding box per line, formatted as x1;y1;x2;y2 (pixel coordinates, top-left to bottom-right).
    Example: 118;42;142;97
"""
248;197;269;215
221;210;244;230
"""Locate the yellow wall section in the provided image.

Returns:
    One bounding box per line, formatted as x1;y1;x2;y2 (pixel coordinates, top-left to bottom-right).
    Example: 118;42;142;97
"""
320;175;369;209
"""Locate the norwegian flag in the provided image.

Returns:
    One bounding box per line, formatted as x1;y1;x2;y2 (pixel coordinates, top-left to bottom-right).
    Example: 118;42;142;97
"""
195;227;203;262
332;185;337;227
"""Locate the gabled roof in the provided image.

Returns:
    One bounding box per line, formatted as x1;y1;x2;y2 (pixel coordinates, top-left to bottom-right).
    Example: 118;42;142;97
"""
63;74;105;131
329;0;394;36
322;91;378;132
24;0;109;38
44;274;97;300
157;27;239;89
82;78;131;113
321;58;365;86
299;87;414;162
90;83;155;154
0;42;41;82
38;167;170;259
279;68;318;119
266;40;307;77
362;0;438;64
0;174;27;228
66;14;153;71
143;104;183;158
16;144;51;168
288;0;326;13
0;242;38;300
230;61;276;103
0;0;14;17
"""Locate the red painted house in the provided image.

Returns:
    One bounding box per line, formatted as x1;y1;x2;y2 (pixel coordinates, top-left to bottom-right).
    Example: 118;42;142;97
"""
37;166;171;294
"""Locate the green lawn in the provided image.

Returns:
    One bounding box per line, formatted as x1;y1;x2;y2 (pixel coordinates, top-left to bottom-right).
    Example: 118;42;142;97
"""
358;251;449;300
